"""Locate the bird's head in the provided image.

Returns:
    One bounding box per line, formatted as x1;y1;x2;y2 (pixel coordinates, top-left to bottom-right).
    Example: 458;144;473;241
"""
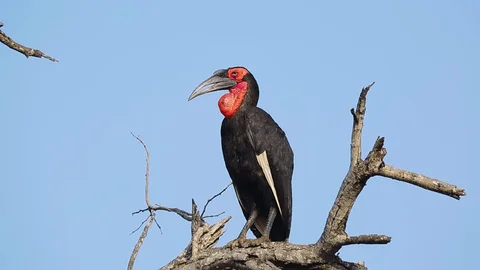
188;67;259;118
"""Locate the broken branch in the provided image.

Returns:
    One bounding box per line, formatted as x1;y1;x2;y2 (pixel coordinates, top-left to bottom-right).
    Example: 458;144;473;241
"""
340;234;391;246
0;22;57;62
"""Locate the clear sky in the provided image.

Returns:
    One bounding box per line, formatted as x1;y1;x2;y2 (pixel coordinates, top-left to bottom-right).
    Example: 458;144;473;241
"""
1;1;478;269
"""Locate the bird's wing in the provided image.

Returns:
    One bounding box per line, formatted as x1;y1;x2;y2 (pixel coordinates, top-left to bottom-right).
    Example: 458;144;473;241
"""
245;107;293;225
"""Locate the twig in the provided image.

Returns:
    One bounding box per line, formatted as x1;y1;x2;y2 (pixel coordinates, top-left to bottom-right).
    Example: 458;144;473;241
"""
153;216;163;234
132;205;192;221
130;215;150;235
131;133;153;208
203;211;225;219
0;22;58;62
128;213;155;270
201;182;232;217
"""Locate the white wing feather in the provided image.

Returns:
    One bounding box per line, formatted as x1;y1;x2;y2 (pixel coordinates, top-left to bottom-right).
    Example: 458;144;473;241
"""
256;151;283;217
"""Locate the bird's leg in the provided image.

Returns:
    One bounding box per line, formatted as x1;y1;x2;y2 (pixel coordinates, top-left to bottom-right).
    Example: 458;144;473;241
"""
249;206;277;245
226;209;258;248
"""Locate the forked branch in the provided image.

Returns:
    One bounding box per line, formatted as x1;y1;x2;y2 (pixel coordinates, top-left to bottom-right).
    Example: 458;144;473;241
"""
0;22;58;62
317;83;466;257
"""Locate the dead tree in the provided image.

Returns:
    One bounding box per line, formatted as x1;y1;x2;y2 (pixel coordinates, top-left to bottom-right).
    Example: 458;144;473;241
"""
129;83;466;270
0;22;57;62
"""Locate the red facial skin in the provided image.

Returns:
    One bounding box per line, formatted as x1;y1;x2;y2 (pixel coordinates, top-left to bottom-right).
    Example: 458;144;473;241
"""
218;67;249;118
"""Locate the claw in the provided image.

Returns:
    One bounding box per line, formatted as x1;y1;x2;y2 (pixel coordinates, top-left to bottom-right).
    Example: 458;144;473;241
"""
226;237;247;249
247;235;271;246
225;235;271;249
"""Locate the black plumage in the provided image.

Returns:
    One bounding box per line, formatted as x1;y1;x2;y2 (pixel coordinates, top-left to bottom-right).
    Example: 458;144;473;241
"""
221;106;293;241
189;67;294;243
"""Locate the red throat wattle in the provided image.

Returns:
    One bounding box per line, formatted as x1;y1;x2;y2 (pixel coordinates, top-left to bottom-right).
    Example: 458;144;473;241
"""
218;81;248;118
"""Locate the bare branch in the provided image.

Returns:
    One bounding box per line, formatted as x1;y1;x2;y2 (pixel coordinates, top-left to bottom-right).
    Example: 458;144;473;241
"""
201;182;232;217
203;211;225;219
350;82;375;166
132;205;192;221
131;133;153;209
0;22;57;62
341;234;391;246
318;83;376;255
128;213;155;270
317;83;466;257
129;134;192;270
377;165;466;199
130;215;150;235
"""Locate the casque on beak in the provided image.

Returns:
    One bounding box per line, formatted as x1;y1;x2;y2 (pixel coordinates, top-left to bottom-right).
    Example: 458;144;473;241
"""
188;70;237;101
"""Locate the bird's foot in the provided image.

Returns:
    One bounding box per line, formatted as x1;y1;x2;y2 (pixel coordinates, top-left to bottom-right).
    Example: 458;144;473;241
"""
225;236;271;249
245;235;271;247
226;236;247;249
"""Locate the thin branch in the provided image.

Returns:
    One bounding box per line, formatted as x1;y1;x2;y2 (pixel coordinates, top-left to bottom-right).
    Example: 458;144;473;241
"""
0;22;57;62
132;205;192;221
130;133;192;221
131;133;153;208
129;134;192;270
377;165;466;199
203;211;225;219
153;216;163;234
201;182;232;217
128;134;156;270
128;213;155;270
130;215;150;235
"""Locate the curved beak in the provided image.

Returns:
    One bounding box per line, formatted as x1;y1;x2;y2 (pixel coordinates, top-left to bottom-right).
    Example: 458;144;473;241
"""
188;74;237;101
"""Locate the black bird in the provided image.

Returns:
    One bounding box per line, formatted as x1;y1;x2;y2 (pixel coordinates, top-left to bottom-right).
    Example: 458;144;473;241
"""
188;67;294;245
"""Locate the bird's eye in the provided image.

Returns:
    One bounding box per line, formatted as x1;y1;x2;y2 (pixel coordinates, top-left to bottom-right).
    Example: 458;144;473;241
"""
231;71;238;77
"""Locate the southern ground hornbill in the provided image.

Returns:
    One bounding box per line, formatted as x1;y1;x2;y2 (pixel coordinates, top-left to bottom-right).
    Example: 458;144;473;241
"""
188;67;294;246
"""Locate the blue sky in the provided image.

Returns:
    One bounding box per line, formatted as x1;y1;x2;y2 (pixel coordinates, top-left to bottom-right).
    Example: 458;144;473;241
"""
1;1;478;269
